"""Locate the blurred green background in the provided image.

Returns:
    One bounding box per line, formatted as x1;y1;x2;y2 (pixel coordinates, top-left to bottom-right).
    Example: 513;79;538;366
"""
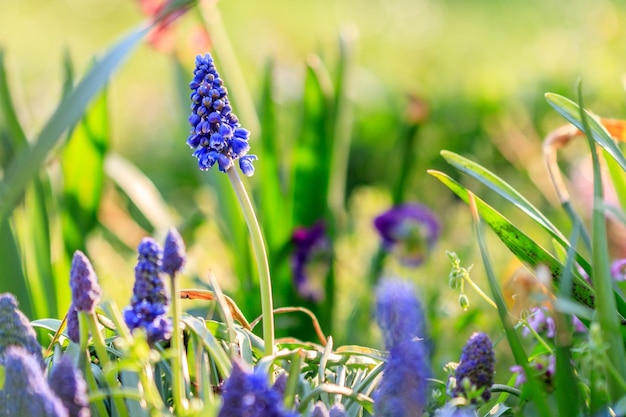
2;0;626;376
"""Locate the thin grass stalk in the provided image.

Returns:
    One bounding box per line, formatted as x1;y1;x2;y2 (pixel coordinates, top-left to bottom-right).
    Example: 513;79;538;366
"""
194;2;260;134
467;192;552;417
578;85;626;401
554;222;582;416
226;167;275;365
85;311;130;417
168;274;186;412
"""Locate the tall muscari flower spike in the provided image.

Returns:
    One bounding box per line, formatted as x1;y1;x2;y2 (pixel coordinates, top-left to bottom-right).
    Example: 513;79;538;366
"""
123;238;172;344
373;203;440;267
187;53;257;176
0;293;44;369
217;360;298;417
452;332;495;403
69;251;101;313
162;227;186;277
373;278;431;417
48;355;90;417
0;346;68;417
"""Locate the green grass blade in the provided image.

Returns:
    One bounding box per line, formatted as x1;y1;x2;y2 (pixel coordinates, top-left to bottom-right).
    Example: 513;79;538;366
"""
0;26;148;224
428;169;597;311
255;58;290;252
554;223;583;416
577;86;626;401
0;219;32;315
290;55;334;227
61;88;109;253
0;49;29;159
182;315;232;378
441;150;568;241
604;148;626;211
327;28;357;222
467;193;552;417
545;92;626;172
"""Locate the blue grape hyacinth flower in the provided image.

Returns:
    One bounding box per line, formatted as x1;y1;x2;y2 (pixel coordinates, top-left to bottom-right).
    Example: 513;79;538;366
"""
373;278;431;417
452;332;495;403
123;238;172;345
48;355;90;417
0;293;44;369
0;346;68;417
69;251;101;314
217;360;298;417
162;227;186;277
374;203;440;267
187;53;257;176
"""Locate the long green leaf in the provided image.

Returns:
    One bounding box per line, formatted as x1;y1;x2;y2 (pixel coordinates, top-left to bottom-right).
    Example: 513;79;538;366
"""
468;193;552;417
0;26;148;224
428;169;595;309
0;49;29;162
0;219;31;315
61;86;109;253
576;87;626;401
290;55;334;227
545;93;626;172
441;150;567;241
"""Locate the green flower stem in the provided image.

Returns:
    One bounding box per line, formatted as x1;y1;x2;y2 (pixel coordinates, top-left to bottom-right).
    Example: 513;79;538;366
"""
227;167;275;363
83;358;110;417
169;275;186;412
85;311;129;417
140;363;168;417
79;313;108;417
462;274;497;310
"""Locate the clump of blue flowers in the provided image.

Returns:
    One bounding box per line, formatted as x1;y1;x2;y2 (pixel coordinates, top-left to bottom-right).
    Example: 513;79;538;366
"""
124;238;172;345
217;360;297;417
0;347;68;417
48;355;90;417
373;278;431;417
451;332;495;403
187;53;257;176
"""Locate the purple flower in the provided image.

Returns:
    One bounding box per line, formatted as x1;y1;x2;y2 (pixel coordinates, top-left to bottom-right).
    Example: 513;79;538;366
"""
217;361;298;417
291;222;332;301
187;53;256;176
308;403;347;417
162;227;186;277
0;346;68;417
373;203;440;267
123;238;172;345
48;355;90;417
0;293;44;369
434;403;479;417
611;259;626;281
452;332;495;402
522;307;555;338
69;251;101;313
510;355;555;389
66;304;80;344
373;278;431;417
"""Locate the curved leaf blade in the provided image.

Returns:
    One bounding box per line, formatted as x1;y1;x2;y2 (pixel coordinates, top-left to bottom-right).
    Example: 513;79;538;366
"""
428;169;595;309
0;26;148;224
545;93;626;172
